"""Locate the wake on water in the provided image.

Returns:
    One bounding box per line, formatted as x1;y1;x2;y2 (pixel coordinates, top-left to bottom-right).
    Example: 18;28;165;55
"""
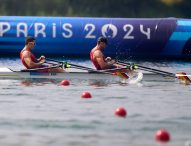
120;71;143;84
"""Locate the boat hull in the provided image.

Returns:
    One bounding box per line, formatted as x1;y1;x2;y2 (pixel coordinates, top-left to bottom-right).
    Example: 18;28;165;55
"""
0;68;175;82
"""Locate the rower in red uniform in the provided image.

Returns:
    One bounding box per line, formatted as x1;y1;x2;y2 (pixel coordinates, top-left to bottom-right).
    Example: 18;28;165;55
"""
90;37;134;78
90;37;118;70
90;37;135;79
20;36;64;72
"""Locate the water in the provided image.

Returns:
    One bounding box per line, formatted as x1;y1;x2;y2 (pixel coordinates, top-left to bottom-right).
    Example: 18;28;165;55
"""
0;58;191;146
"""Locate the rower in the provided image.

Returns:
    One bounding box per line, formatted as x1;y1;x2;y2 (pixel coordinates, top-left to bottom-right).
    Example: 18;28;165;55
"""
90;37;115;70
90;37;135;78
20;36;64;72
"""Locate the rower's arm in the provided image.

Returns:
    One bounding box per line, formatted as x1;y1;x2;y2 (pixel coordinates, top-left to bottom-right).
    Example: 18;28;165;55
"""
94;51;115;69
23;52;44;68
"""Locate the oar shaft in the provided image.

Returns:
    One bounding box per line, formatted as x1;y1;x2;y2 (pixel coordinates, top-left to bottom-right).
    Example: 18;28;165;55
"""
137;66;175;77
46;58;93;70
100;67;128;72
46;58;63;64
137;65;174;76
46;58;114;75
70;63;115;75
117;61;176;78
69;63;94;70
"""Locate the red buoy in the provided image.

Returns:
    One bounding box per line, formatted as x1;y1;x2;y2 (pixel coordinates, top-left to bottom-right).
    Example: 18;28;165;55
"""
60;80;70;86
81;91;92;98
115;107;127;117
155;129;170;142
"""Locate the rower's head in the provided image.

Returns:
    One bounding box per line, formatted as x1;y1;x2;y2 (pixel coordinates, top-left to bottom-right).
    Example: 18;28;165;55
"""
25;36;36;49
97;37;108;49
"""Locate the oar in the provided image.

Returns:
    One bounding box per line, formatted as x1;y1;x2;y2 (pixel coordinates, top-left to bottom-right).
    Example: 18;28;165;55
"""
46;58;132;72
46;58;98;71
46;58;115;75
117;60;176;77
117;60;191;83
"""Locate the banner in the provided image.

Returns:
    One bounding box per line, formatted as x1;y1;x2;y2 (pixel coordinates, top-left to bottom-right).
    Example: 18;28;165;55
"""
0;16;191;59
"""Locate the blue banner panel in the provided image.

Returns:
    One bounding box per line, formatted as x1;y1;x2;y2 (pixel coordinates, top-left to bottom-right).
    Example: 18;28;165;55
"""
0;16;191;59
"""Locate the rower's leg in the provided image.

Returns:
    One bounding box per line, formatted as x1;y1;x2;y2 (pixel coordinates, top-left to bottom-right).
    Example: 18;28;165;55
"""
49;67;64;73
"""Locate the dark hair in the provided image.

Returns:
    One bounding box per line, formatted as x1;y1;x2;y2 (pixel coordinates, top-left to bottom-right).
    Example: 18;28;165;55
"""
25;36;35;45
97;37;108;45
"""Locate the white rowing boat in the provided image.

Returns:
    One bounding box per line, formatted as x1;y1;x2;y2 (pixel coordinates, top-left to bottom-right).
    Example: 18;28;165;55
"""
0;67;175;83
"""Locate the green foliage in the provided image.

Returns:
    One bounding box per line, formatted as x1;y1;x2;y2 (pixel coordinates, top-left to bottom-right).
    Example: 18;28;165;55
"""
0;0;190;18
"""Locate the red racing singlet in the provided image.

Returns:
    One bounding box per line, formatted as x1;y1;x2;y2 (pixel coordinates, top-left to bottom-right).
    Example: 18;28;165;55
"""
20;50;49;72
90;49;105;70
20;50;38;69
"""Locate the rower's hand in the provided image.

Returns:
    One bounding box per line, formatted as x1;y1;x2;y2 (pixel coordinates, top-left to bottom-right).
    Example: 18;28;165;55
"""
105;57;116;64
105;57;112;62
40;55;45;60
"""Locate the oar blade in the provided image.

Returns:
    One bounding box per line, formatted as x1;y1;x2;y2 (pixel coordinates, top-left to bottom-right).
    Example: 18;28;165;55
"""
176;72;191;84
114;71;129;79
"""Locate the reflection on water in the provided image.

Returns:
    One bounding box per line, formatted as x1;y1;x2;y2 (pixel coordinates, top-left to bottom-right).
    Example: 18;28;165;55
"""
20;79;60;87
20;79;118;87
88;80;111;87
19;78;122;89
